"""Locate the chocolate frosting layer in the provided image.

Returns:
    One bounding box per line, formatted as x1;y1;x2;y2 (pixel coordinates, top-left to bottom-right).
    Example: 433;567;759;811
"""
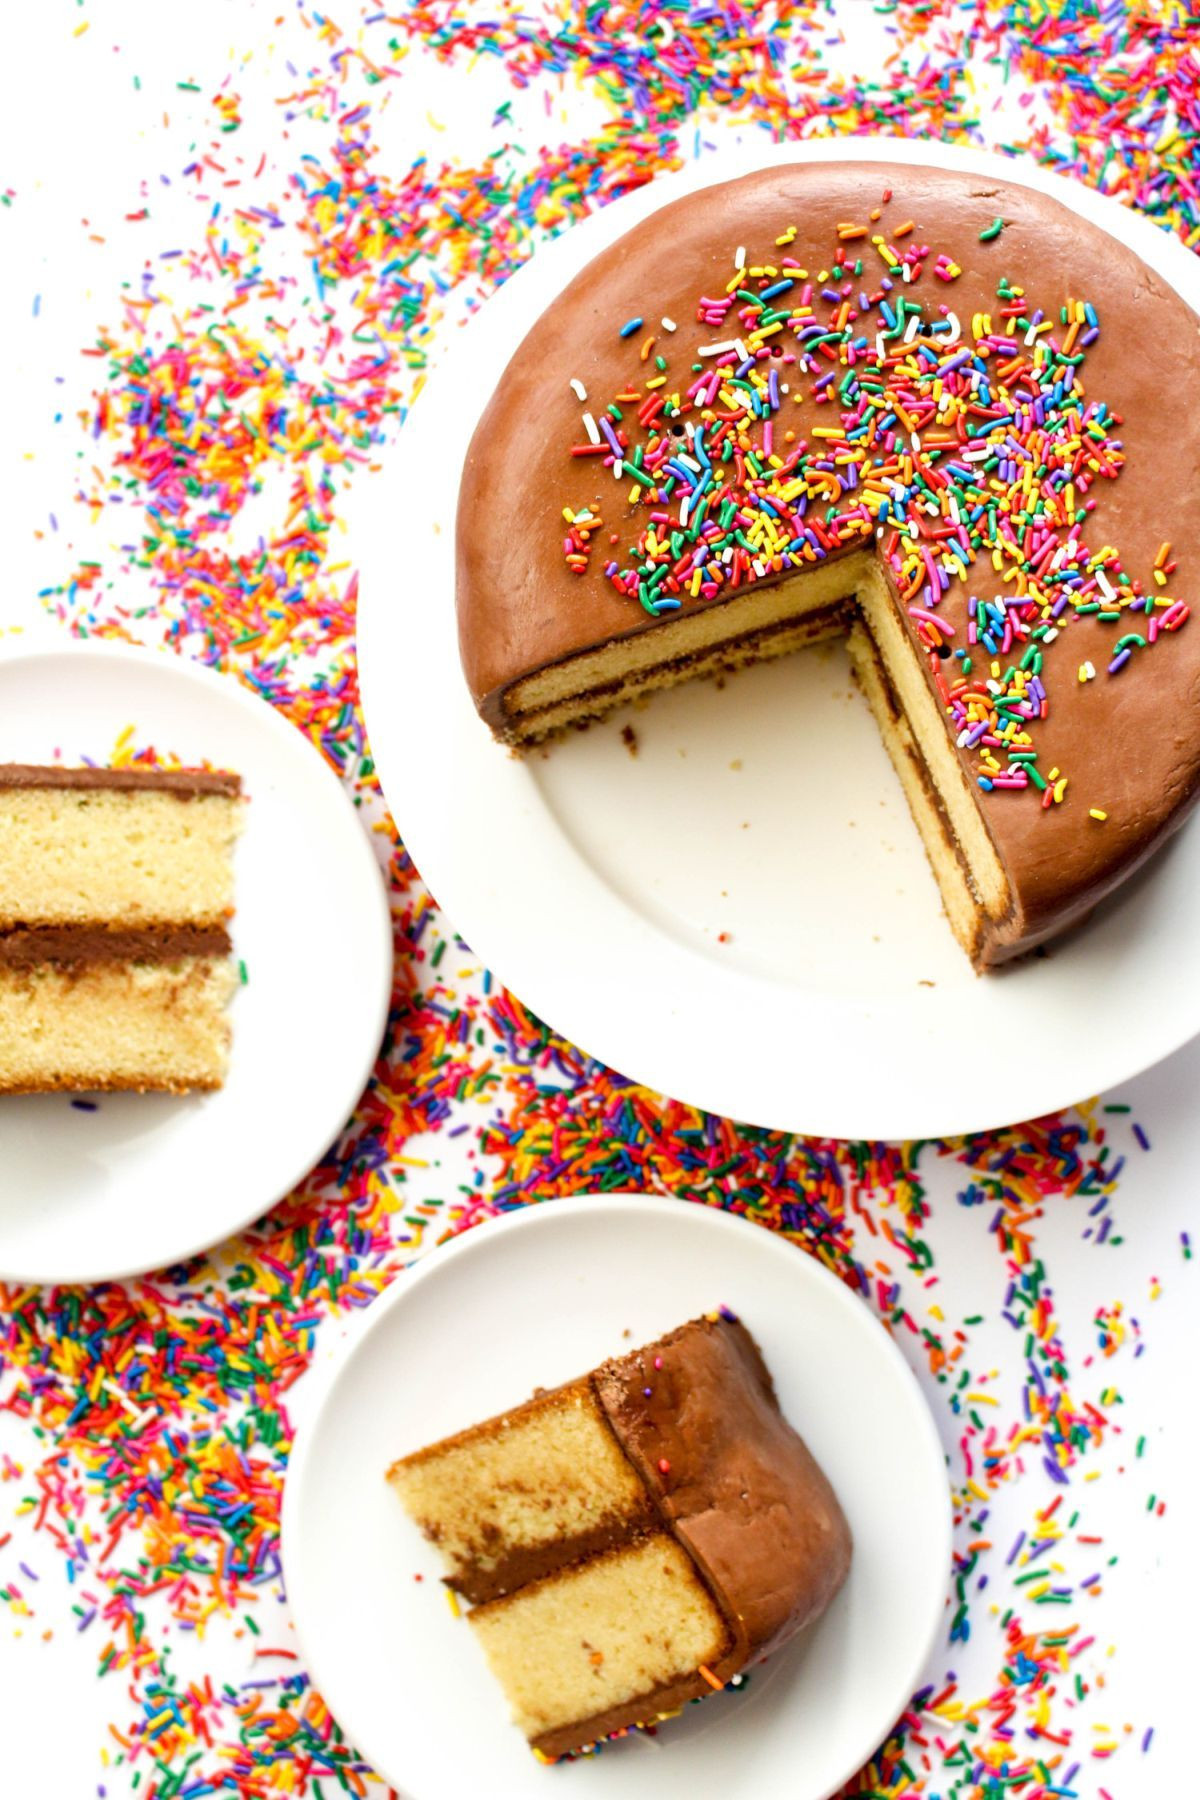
456;162;1200;964
0;924;232;967
595;1314;852;1675
0;764;242;797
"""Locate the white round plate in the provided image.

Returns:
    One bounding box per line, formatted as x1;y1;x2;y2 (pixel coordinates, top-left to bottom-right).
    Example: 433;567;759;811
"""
358;138;1200;1139
283;1194;951;1800
0;638;392;1283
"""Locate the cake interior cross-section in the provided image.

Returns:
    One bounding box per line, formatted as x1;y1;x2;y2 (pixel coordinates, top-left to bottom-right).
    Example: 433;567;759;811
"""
0;764;243;1094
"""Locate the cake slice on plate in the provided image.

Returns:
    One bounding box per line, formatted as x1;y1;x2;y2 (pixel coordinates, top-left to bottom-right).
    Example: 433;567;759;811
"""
388;1311;851;1758
0;764;243;1094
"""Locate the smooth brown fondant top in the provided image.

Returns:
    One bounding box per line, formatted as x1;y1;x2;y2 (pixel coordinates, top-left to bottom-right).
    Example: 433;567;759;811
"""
0;764;242;797
456;163;1200;961
594;1312;852;1673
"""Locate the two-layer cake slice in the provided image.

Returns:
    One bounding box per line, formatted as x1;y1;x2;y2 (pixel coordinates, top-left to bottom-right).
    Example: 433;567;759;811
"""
0;764;244;1094
388;1312;851;1758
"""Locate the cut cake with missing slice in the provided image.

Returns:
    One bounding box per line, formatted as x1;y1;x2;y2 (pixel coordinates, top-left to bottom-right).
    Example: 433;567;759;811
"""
0;765;244;1094
388;1311;851;1758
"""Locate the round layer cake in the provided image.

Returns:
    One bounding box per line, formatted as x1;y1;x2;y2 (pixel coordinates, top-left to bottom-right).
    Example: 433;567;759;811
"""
456;163;1200;967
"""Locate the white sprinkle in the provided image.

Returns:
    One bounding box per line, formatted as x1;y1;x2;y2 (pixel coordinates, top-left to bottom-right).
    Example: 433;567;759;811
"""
680;494;691;527
1097;569;1117;601
875;332;888;358
942;311;961;342
570;377;588;402
901;262;912;283
698;339;739;357
613;459;624;481
1043;626;1059;644
661;315;677;332
103;1378;143;1420
903;313;923;343
582;412;600;445
910;431;922;453
735;245;746;270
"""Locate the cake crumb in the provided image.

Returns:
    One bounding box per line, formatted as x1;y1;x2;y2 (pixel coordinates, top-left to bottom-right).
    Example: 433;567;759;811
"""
620;724;638;757
729;758;742;771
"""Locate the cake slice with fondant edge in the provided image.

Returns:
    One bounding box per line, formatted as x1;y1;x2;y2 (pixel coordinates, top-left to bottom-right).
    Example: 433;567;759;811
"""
388;1311;852;1758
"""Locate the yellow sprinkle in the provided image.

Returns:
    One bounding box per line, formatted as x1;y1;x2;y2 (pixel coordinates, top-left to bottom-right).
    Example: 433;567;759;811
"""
1089;809;1108;822
446;1589;461;1619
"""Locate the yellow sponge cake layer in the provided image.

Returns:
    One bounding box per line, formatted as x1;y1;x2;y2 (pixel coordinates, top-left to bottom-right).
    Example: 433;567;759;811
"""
0;947;237;1093
0;767;242;929
388;1380;655;1602
470;1535;730;1753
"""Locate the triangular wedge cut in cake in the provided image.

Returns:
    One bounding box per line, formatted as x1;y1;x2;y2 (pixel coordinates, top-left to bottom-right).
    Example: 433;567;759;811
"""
388;1313;851;1760
454;163;1200;968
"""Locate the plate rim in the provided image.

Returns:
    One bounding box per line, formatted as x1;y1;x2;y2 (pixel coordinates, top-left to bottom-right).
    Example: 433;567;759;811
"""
359;136;1200;1139
281;1192;954;1800
0;634;394;1284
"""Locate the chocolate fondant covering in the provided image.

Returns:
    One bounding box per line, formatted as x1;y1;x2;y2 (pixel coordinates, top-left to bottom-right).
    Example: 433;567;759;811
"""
456;163;1200;963
0;764;242;797
530;1314;851;1757
597;1315;851;1668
